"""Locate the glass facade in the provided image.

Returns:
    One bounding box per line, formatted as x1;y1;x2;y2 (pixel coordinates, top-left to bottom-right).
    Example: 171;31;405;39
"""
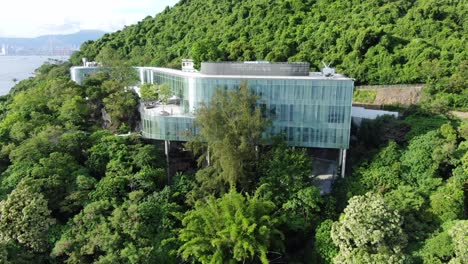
70;67;102;85
141;113;195;141
71;66;353;149
139;68;194;141
139;69;354;149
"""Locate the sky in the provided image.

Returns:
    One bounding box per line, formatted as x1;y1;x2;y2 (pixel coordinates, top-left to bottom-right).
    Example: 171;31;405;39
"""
0;0;180;38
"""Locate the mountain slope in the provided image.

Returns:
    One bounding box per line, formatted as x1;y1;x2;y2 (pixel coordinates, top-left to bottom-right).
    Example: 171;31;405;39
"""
72;0;467;86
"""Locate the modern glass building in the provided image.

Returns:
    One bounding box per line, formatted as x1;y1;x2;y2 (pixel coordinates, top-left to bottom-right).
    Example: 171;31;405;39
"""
138;62;353;149
70;66;103;85
71;61;354;149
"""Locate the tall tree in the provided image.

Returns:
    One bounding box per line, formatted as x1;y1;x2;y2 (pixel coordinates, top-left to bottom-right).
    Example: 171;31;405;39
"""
331;193;407;264
449;220;468;264
315;220;339;264
95;46;139;86
0;184;55;253
186;82;269;191
52;189;180;263
158;83;172;111
139;83;158;105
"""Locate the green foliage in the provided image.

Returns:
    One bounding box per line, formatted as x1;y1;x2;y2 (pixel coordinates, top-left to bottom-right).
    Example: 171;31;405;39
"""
341;119;466;262
0;1;467;262
139;83;158;103
259;143;312;206
331;192;407;263
0;243;9;264
158;83;172;105
418;220;468;264
403;113;449;140
0;184;55;252
357;140;404;192
0;64;87;146
85;133;166;203
315;219;338;264
421;61;468;111
457;122;468;140
95;46;139;86
400;131;443;191
358;115;410;148
52;189;180;263
103;90;139;130
449;220;468;264
186;82;269;191
429;179;465;223
58;95;90;128
419;221;456;264
74;0;466;111
282;186;322;231
384;185;433;243
256;143;323;260
178;190;283;264
353;89;376;104
190;40;224;69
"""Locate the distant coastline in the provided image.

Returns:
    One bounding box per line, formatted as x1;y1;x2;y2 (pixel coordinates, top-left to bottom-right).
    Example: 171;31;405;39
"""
0;55;69;95
0;30;102;95
0;30;105;56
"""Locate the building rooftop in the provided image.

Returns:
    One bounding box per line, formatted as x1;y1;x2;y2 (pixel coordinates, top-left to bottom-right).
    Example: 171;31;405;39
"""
136;66;353;81
71;60;353;81
200;61;310;76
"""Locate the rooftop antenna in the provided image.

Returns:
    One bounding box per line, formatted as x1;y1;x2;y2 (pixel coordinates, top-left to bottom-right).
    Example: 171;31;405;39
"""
322;61;335;77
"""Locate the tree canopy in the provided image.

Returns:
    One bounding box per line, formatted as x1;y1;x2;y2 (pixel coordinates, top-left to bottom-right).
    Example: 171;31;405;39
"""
186;82;269;192
0;0;466;263
178;190;283;264
71;0;466;110
331;192;407;264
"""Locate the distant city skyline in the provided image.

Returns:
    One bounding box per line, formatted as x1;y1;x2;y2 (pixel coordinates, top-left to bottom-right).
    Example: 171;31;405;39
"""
0;0;179;38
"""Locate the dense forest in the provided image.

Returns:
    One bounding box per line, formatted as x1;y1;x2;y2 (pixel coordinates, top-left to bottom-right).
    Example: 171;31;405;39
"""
0;0;467;263
71;0;467;110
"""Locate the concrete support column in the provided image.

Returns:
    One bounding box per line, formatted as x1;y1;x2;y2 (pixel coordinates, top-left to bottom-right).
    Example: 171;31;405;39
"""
341;149;347;178
206;148;211;166
165;140;170;184
139;68;145;84
338;149;343;168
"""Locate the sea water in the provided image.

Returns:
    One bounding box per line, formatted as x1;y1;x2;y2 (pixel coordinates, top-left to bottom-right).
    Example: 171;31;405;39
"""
0;56;69;96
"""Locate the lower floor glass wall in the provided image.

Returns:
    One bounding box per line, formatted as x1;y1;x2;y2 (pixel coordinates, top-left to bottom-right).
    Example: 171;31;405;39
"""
141;112;195;141
141;109;350;148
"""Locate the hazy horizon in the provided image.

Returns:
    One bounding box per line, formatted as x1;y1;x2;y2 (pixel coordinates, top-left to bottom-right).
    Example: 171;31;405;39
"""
0;29;107;39
0;0;179;38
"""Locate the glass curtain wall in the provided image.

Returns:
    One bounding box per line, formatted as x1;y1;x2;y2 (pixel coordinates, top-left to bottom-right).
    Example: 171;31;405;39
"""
140;69;193;141
71;67;101;85
141;112;195;141
140;69;353;149
194;78;353;149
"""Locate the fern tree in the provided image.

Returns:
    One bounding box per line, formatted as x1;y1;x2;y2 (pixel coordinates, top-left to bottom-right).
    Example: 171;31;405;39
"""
178;190;283;263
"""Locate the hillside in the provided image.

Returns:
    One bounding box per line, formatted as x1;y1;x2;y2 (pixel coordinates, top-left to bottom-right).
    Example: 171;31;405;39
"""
0;58;466;264
353;84;424;106
72;0;466;85
0;1;466;263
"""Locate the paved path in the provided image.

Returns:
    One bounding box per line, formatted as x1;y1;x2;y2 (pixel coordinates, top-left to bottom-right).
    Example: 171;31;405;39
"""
311;158;337;195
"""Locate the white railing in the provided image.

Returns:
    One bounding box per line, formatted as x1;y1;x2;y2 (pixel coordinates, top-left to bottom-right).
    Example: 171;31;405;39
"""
355;84;425;89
